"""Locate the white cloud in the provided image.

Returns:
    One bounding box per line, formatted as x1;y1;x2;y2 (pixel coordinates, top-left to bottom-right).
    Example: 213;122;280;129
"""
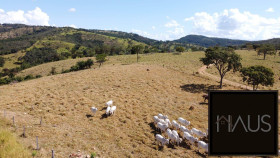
132;17;186;41
69;24;77;28
69;8;76;12
185;9;280;40
165;20;179;28
0;7;49;26
132;26;185;41
266;8;274;12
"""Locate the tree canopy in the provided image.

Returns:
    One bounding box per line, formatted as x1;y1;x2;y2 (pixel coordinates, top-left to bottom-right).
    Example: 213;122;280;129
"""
96;54;107;67
200;47;242;88
175;46;185;52
257;44;276;60
240;65;274;90
131;45;144;62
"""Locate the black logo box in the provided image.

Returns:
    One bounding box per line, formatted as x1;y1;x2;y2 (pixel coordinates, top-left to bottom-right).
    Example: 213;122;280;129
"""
208;90;278;156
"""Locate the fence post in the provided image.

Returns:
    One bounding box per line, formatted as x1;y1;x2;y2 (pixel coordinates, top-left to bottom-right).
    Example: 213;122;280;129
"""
23;126;25;137
36;136;39;150
40;117;42;125
52;149;54;158
13;116;15;125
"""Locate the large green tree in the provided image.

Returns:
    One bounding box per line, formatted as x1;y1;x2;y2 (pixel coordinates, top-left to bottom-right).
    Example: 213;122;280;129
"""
200;47;242;88
131;45;144;63
240;65;274;90
96;54;107;68
257;44;276;60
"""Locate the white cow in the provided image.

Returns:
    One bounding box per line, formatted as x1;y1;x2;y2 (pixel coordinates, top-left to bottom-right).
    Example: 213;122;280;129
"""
157;122;168;133
153;116;161;125
183;132;198;145
191;128;206;138
158;113;164;119
180;125;192;134
90;107;97;115
198;141;208;153
110;106;116;115
172;130;182;145
166;129;178;145
106;106;111;116
164;118;172;127
156;134;169;146
178;117;190;126
172;120;181;130
158;113;168;120
106;100;113;107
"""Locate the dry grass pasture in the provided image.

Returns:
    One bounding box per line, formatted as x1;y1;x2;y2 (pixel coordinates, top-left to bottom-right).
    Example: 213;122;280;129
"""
207;50;280;90
0;52;279;158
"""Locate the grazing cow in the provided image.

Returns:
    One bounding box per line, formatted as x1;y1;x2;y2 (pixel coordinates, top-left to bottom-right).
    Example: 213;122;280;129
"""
198;141;208;153
180;125;192;134
191;128;207;138
172;130;182;145
178;117;190;126
183;132;198;145
90;107;97;115
157;122;168;133
156;134;169;146
110;106;116;115
106;100;113;107
106;106;111;116
172;120;181;130
164;118;172;127
202;94;209;102
153;116;161;125
158;113;164;119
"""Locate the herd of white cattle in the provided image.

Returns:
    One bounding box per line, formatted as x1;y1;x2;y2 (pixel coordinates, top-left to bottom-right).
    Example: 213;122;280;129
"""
154;113;208;154
89;101;208;154
90;100;117;116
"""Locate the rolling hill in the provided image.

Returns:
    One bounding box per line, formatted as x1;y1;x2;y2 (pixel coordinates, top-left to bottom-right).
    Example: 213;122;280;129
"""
174;35;250;47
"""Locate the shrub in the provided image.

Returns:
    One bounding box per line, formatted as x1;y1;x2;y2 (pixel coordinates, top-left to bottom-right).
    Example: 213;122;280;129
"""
91;152;96;158
24;75;35;80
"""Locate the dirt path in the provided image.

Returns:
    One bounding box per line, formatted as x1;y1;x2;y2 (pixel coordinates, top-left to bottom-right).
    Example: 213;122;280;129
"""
198;65;252;90
198;65;280;100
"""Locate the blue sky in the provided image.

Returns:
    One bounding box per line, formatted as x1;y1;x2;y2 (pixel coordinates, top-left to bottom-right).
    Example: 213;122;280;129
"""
1;0;280;41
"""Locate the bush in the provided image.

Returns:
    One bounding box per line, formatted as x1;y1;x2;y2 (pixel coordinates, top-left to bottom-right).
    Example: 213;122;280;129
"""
91;152;96;158
24;75;35;80
35;75;42;78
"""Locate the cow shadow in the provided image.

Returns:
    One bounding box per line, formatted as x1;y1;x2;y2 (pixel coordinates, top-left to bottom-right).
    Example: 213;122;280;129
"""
100;113;108;119
180;84;219;93
180;141;192;149
199;102;208;105
86;114;93;118
194;151;207;158
101;107;107;110
148;122;158;135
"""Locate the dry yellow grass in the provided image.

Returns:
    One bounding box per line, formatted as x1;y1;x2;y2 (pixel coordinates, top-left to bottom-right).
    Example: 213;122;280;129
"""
0;119;30;158
206;50;280;90
0;52;279;158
